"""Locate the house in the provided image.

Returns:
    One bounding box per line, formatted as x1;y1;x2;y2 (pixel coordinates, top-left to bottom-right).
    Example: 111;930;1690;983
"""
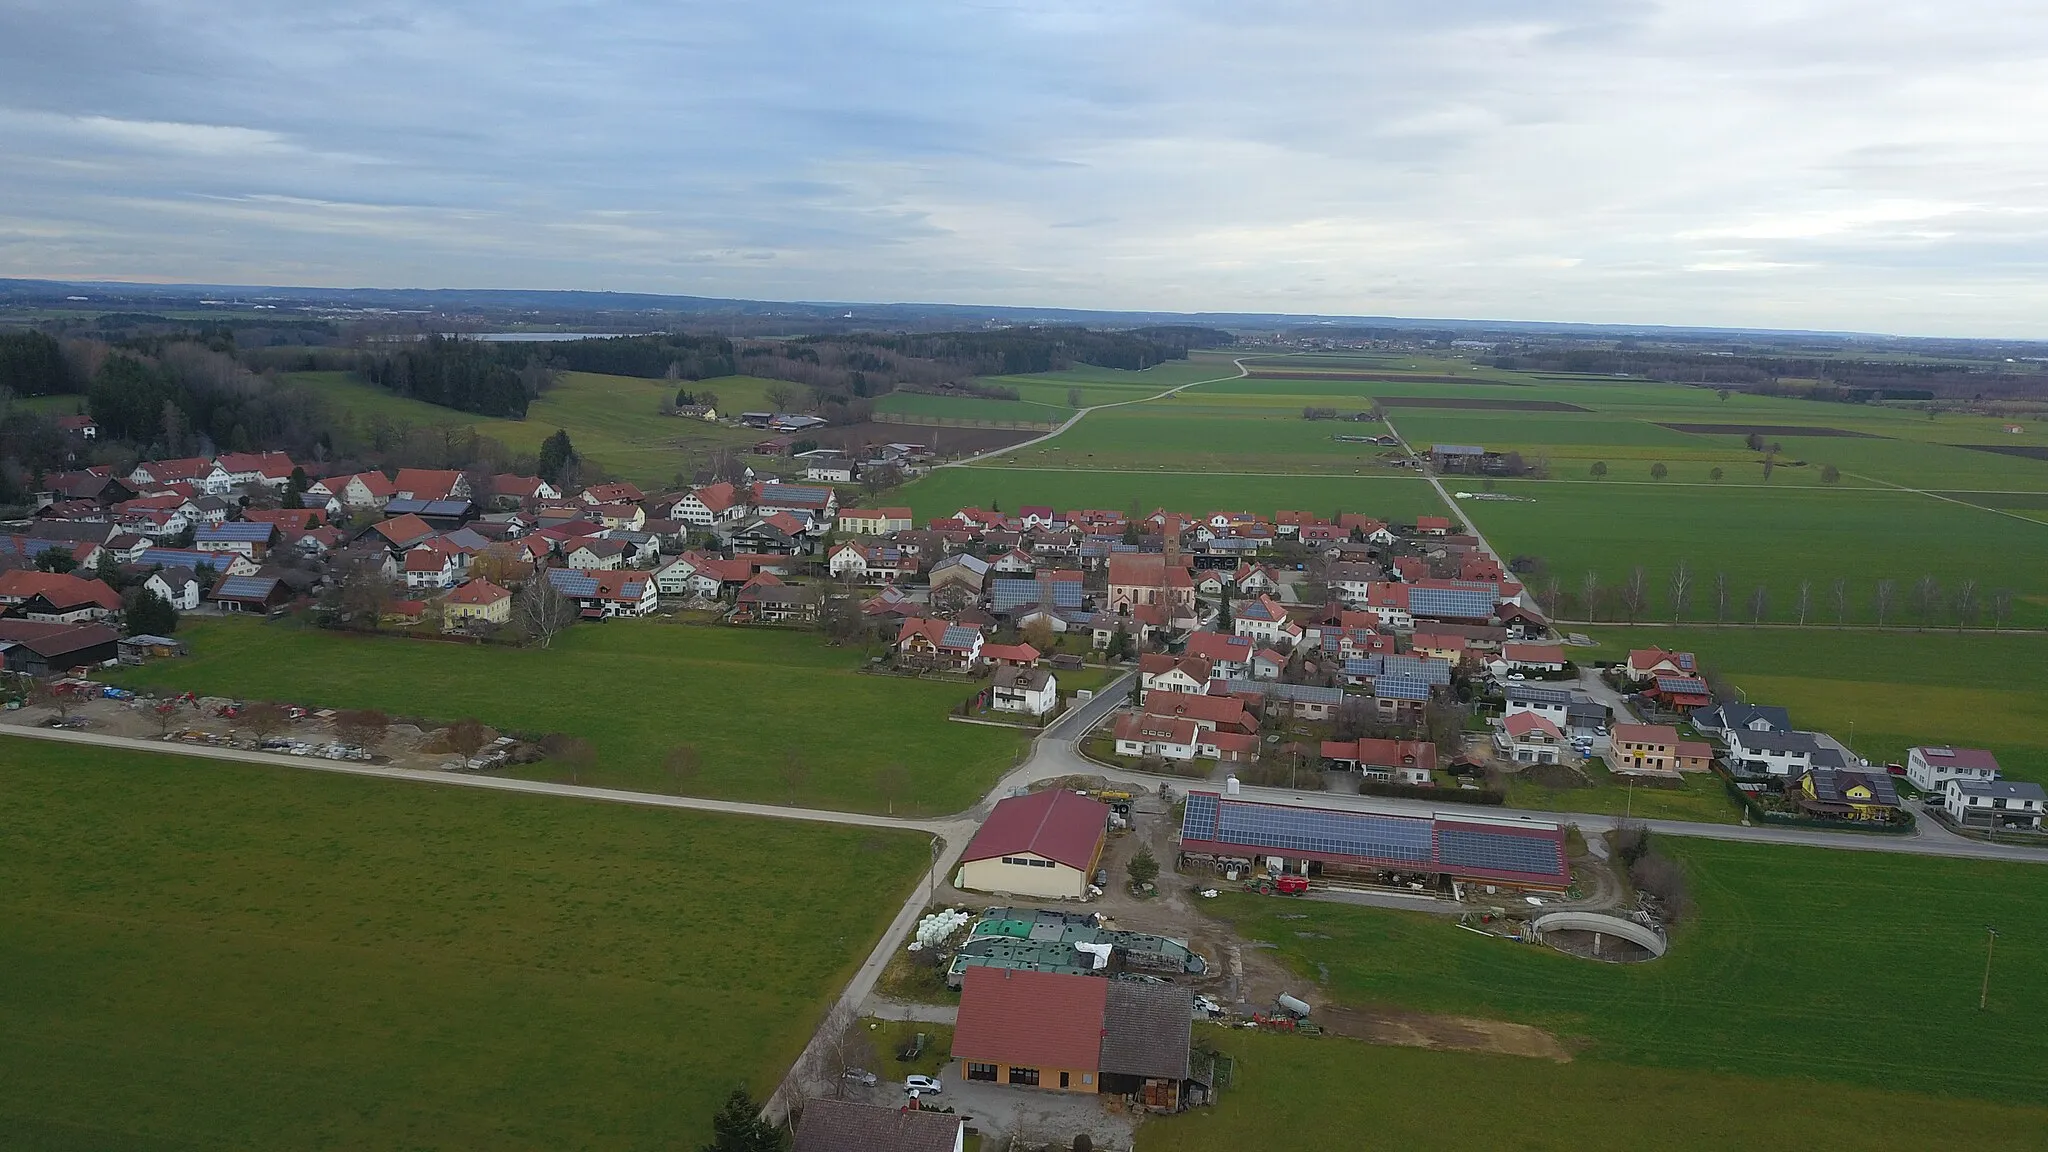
1415;514;1452;535
736;579;819;624
143;567;203;612
55;414;99;440
1322;738;1437;785
1607;723;1682;776
1501;642;1567;673
792;1100;963;1152
992;666;1058;717
1231;595;1297;644
1692;701;1792;739
1504;683;1573;729
214;451;297;488
581;482;645;506
1183;631;1254;679
829;542;918;583
1796;767;1902;822
1114;712;1202;761
1726;729;1845;779
928;553;991;597
956;790;1109;899
1496;712;1566;764
837;506;914;536
1906;746;2001;794
391;468;470;502
803;457;856;484
670;482;746;526
566;538;632;571
194;521;278;559
0;571;123;623
367;513;438;552
402;544;462;591
1624;648;1697;684
752;481;836;520
320;471;398;510
1140;689;1254;734
1944;779;2046;830
670;404;717;421
1409;631;1469;664
488;474;560;507
544;568;660;618
0;619;121;675
979;642;1040;668
439;579;512;630
208;574;291;613
1249;648;1285;681
992;548;1036;575
897;617;984;669
1223;678;1346;722
1139;653;1212;695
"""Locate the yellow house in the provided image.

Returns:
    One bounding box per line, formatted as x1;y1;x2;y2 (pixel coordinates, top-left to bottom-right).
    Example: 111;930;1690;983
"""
1797;767;1902;822
440;579;513;630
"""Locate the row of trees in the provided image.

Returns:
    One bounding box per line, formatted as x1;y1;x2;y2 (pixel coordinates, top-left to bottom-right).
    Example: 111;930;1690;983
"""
1548;564;2018;629
1588;459;1840;484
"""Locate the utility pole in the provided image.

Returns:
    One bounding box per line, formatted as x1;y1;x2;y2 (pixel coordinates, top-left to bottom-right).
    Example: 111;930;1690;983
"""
1980;926;1999;1010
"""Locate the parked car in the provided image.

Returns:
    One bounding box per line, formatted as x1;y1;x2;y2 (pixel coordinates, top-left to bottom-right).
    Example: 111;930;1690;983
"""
905;1075;943;1095
842;1068;877;1087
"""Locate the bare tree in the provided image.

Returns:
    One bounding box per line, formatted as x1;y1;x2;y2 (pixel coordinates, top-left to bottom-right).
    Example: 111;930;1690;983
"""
1991;588;2013;629
1620;566;1648;624
1831;577;1848;626
516;575;578;648
780;747;809;802
334;708;389;752
233;701;290;743
1578;570;1600;621
30;679;80;723
822;1005;879;1099
150;700;180;737
1953;578;1979;633
445;718;490;760
1669;561;1693;622
543;734;596;785
665;744;701;794
1749;583;1768;624
1713;571;1730;623
1543;577;1562;619
1910;574;1941;630
1795;580;1811;626
874;763;912;815
765;383;799;411
1873;579;1896;628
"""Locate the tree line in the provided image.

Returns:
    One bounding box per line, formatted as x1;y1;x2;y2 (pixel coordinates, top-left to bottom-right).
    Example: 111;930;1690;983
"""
1488;347;2034;400
362;335;553;418
1537;560;2019;629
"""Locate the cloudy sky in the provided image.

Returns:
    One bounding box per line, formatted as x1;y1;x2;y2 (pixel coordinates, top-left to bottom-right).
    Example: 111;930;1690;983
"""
3;1;2046;335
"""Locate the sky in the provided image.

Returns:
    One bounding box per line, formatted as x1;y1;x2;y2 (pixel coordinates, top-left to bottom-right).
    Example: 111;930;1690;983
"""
4;1;2048;336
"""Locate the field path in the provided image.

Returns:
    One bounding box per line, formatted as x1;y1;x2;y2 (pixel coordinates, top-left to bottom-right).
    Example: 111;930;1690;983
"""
1378;410;1514;573
939;354;1259;468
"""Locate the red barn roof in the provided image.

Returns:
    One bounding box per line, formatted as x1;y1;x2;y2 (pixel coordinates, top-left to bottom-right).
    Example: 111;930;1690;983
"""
960;789;1109;871
952;967;1109;1074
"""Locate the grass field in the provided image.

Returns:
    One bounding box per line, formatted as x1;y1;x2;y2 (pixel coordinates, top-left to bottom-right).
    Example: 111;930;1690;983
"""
110;617;1022;814
0;738;927;1151
1138;1029;2048;1152
1205;836;2048;1101
896;467;1447;523
291;370;783;487
1579;626;2048;784
1506;761;1741;823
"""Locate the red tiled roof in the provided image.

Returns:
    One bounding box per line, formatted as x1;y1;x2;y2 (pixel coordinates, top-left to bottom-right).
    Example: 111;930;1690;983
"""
1321;737;1437;772
1184;631;1253;662
1116;712;1200;746
1107;552;1194;590
0;570;121;611
393;468;463;499
1612;723;1681;746
1504;643;1566;664
1503;713;1561;739
1141;689;1249;729
960;789;1109;871
443;579;510;605
952;967;1108;1074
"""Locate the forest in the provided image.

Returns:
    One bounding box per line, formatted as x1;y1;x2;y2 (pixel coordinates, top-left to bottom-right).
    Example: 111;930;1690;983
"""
1488;347;2042;399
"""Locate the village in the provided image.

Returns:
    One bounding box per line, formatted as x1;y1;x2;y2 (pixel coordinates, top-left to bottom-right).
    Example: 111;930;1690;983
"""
6;436;2047;1150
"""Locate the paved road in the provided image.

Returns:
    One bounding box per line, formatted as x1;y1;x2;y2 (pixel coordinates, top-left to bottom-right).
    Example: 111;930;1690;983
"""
940;356;1254;469
1377;411;1512;574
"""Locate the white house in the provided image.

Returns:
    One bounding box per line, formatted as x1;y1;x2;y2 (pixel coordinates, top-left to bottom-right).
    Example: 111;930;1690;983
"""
144;568;202;611
1501;643;1567;674
1232;595;1296;644
669;482;746;526
1726;729;1834;779
992;666;1058;717
1496;712;1565;765
1139;654;1212;695
1907;746;2001;794
1944;779;2045;830
1504;683;1573;729
1113;713;1200;762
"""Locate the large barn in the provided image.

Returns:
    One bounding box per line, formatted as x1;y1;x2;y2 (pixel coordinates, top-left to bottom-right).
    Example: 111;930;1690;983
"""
1178;791;1570;891
957;790;1110;900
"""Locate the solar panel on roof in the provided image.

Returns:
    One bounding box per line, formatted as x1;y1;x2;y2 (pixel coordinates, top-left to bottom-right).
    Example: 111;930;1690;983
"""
1208;801;1434;864
1656;676;1709;694
1182;793;1220;840
548;570;599;596
1436;827;1563;877
1407;586;1495;619
1374;677;1433;701
213;575;276;598
1383;655;1451;685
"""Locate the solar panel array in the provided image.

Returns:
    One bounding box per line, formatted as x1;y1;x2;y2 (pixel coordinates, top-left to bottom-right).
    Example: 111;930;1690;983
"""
1656;676;1709;694
1436;826;1563;876
1182;792;1220;839
1373;676;1433;702
940;626;982;649
1406;585;1496;619
1213;802;1433;864
1382;655;1452;685
138;548;212;568
213;575;277;598
547;570;600;596
760;484;830;503
199;521;273;540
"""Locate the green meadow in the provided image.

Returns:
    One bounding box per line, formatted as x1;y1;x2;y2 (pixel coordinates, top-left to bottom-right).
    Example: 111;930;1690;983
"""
111;617;1022;815
0;738;926;1151
897;467;1448;524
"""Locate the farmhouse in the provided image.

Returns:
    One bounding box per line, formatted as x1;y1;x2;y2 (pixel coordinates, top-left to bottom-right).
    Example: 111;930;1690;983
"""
957;790;1109;900
792;1100;962;1152
0;620;120;675
440;579;512;630
1322;737;1437;784
544;568;659;618
1141;688;1253;734
1944;779;2045;830
0;571;122;623
209;574;291;613
897;617;984;669
1114;712;1201;761
195;520;277;559
1905;746;2001;793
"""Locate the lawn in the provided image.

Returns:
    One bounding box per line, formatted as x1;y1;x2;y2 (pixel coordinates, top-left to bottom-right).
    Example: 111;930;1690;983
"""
1138;1030;2048;1152
291;369;782;487
1204;836;2048;1100
1506;761;1741;823
0;738;928;1151
874;392;1069;425
110;616;1023;815
896;467;1446;523
1578;626;2048;785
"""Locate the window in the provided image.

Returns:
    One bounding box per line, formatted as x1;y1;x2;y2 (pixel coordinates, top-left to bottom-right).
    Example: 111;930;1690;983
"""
1009;1066;1040;1086
967;1063;997;1082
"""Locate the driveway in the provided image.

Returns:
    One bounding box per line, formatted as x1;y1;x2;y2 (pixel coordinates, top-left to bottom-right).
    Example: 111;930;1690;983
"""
938;1077;1138;1149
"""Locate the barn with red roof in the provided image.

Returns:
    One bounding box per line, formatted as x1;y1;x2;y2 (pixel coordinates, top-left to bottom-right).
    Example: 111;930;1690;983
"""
957;789;1110;900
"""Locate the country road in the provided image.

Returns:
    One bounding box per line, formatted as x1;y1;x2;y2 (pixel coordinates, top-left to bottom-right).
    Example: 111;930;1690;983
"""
939;355;1255;468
